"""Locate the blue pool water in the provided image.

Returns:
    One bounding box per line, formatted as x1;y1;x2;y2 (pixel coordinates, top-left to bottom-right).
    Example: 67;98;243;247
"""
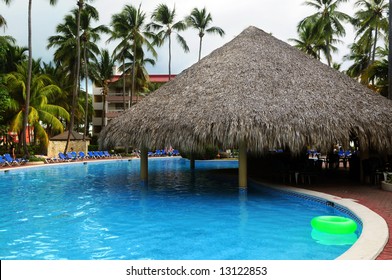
0;158;360;260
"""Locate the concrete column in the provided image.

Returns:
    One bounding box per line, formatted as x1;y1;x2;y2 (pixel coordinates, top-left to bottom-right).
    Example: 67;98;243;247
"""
140;147;148;181
239;141;247;189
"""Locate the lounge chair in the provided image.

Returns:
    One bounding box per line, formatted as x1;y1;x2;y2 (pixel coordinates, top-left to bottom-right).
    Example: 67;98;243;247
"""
78;151;88;159
58;152;71;162
87;151;96;159
0;157;11;167
93;151;103;158
66;152;77;160
3;153;26;166
103;151;113;158
97;151;106;158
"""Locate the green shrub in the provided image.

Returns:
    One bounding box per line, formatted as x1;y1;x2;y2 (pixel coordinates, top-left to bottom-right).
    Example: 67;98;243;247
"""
88;145;99;151
181;145;219;160
28;156;46;162
386;173;392;183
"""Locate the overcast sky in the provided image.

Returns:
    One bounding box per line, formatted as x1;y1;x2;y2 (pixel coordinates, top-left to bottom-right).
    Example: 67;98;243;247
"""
1;0;355;74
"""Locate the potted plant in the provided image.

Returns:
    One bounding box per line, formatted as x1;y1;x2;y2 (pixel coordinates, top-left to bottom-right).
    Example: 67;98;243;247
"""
381;172;392;192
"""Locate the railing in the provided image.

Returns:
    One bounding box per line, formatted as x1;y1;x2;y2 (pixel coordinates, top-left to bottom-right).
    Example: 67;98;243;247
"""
107;95;130;102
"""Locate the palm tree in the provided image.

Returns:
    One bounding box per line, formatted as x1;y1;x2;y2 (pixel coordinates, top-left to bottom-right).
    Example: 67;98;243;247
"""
0;36;24;74
186;7;224;61
64;0;83;153
148;4;189;79
110;4;156;108
108;11;135;110
21;0;58;158
290;21;325;59
362;45;388;96
41;61;74;116
0;0;12;30
111;40;133;110
344;42;371;82
121;45;156;103
353;0;388;65
79;3;109;140
90;49;115;130
47;2;106;146
298;0;351;66
4;61;69;148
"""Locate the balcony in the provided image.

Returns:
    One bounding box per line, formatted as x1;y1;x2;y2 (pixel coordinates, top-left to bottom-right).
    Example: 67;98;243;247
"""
93;102;103;110
107;95;130;102
92;117;104;126
106;111;123;118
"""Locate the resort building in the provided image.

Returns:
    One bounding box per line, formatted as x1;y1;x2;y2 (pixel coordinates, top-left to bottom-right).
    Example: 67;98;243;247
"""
92;70;175;136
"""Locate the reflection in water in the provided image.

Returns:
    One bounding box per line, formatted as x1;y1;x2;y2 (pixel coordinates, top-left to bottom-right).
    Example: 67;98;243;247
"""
311;229;358;246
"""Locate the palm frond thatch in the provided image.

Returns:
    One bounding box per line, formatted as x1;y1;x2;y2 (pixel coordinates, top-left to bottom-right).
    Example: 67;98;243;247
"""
99;26;392;154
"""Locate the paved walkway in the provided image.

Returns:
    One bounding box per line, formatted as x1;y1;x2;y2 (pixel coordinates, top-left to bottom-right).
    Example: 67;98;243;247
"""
287;170;392;260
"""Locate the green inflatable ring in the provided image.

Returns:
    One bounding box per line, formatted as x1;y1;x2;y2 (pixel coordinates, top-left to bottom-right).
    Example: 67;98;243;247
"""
311;216;357;234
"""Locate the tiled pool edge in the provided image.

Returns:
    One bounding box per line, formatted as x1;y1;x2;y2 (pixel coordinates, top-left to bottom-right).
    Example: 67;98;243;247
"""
250;180;389;260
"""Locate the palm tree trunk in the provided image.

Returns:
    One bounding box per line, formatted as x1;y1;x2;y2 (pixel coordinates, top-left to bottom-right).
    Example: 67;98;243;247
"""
131;42;136;108
122;55;126;110
198;35;203;61
101;85;106;128
22;0;32;158
372;27;378;64
168;33;172;80
83;39;88;141
65;0;82;153
326;41;331;67
389;0;392;100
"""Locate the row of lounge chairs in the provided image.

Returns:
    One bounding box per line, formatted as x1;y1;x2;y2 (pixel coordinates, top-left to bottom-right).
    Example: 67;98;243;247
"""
46;151;121;163
148;149;180;157
0;153;28;167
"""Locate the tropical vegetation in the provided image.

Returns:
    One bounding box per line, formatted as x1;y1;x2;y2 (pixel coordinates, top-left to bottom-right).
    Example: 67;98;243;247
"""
291;0;391;98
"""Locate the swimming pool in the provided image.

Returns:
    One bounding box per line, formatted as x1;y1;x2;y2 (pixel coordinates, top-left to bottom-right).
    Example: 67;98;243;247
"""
0;158;361;260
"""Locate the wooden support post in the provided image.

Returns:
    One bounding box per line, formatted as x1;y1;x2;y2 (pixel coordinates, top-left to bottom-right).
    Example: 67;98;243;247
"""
359;146;369;183
239;142;247;189
140;147;148;181
190;153;195;170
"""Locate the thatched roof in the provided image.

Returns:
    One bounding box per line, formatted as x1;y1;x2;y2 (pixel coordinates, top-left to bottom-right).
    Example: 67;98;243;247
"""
51;131;90;141
100;26;392;154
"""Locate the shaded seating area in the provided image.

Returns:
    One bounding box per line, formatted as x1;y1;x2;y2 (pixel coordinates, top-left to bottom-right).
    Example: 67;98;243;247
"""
362;157;384;185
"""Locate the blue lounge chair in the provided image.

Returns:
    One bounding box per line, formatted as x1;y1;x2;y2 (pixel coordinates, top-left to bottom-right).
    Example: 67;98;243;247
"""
103;151;115;158
78;151;88;159
0;157;11;167
87;151;96;159
66;152;77;160
97;151;105;158
93;151;102;158
3;153;26;166
58;152;71;162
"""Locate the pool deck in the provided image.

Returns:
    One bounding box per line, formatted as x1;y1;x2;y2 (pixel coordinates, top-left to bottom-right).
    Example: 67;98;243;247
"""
283;170;392;260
